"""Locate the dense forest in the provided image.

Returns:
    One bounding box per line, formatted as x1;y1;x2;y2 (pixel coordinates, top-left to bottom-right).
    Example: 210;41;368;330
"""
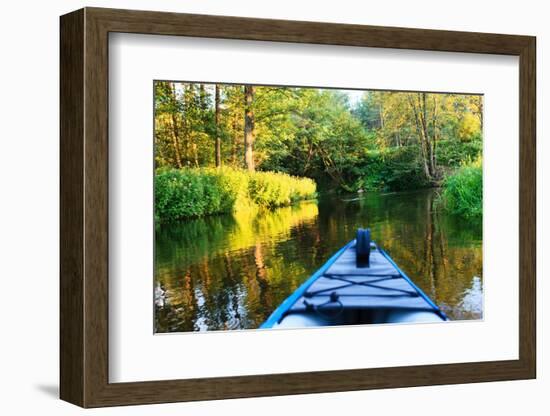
154;82;483;220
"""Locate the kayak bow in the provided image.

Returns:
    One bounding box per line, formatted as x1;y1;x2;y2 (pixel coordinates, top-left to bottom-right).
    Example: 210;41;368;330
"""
260;229;448;329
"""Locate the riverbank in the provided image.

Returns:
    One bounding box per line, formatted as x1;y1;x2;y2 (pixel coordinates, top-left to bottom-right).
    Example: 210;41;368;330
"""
155;167;317;222
336;139;481;194
321;161;482;220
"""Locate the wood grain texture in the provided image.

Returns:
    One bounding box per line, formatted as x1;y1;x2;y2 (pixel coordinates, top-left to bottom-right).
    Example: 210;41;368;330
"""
88;7;532;54
83;10;110;406
518;38;536;376
59;7;537;408
59;8;84;407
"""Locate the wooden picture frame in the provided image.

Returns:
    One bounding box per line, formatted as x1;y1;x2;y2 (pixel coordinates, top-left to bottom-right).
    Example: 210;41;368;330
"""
60;7;536;408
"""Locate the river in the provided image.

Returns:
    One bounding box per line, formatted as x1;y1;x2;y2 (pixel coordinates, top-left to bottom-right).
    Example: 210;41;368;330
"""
155;188;482;332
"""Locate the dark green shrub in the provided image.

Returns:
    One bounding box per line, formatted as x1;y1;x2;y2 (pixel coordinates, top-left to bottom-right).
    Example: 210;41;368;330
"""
352;146;428;192
436;138;482;168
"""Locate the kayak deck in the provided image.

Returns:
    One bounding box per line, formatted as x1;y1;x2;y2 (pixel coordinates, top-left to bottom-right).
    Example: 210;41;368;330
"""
261;240;447;329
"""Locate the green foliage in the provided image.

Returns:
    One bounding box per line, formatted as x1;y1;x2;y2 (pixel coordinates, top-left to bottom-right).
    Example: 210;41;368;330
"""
154;81;483;195
155;168;317;222
248;171;317;207
256;88;372;187
441;158;482;218
436;138;482;168
350;146;429;192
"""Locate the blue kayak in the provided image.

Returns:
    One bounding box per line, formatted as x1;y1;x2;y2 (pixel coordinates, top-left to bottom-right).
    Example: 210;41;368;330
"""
260;229;448;329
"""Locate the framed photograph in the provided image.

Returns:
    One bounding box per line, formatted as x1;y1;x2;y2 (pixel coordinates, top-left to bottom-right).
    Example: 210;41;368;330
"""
60;7;536;407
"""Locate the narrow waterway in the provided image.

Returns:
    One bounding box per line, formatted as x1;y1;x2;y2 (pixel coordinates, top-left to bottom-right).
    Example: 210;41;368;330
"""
155;189;482;332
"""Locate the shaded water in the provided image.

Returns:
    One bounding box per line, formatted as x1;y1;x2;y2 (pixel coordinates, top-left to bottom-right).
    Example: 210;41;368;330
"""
155;189;482;332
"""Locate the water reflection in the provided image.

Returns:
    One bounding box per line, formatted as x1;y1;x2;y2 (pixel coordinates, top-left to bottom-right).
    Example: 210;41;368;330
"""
155;189;482;332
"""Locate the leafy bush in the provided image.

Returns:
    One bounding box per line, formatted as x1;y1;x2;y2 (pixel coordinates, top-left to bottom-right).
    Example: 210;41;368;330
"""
248;171;317;207
436;138;482;168
383;146;430;191
352;146;429;192
154;169;210;222
345;141;482;194
441;158;482;218
155;167;317;222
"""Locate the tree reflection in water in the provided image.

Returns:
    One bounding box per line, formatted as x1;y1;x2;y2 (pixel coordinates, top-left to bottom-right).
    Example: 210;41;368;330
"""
155;190;482;332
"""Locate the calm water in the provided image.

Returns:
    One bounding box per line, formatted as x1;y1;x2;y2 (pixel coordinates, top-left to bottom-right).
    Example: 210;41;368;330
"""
155;189;482;332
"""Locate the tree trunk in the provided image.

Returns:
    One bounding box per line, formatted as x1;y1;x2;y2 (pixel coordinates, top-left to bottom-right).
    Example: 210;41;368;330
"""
231;114;238;166
214;85;221;167
182;85;191;166
472;96;483;132
243;85;256;172
192;142;199;167
169;83;183;168
431;95;438;177
420;93;436;177
408;94;431;180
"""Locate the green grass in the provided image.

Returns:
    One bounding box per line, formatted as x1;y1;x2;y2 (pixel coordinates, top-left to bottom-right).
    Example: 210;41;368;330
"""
155;167;317;222
441;158;482;218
